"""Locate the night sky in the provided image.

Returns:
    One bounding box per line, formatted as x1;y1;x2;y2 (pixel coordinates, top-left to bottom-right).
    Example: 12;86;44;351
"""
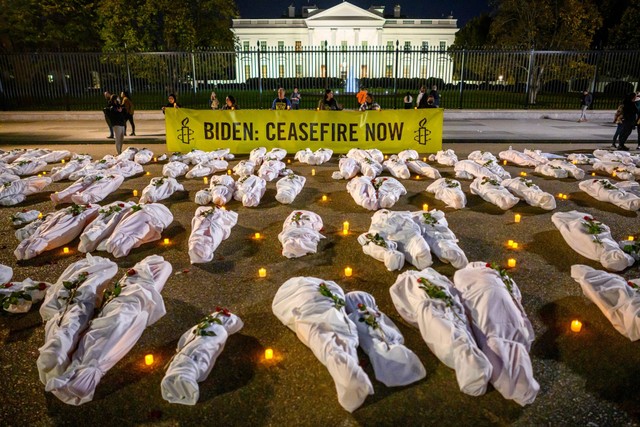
234;0;491;26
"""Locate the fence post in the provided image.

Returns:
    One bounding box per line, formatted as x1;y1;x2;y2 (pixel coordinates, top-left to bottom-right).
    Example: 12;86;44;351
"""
57;54;70;111
393;40;399;101
190;50;198;106
458;49;466;109
524;49;535;108
324;45;329;90
257;42;263;107
124;43;133;94
590;50;602;109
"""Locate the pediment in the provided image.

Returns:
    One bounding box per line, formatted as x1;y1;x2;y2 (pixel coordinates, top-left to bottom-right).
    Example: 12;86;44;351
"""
306;2;386;21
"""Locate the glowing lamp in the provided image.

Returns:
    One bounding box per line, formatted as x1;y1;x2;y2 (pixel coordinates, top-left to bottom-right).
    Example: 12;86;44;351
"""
63;247;69;254
571;320;582;333
311;169;316;176
322;195;327;202
342;221;349;235
145;354;154;365
344;267;353;277
259;268;267;278
163;238;170;245
422;203;429;211
265;348;274;360
254;232;261;239
514;214;521;223
507;258;516;268
133;189;138;197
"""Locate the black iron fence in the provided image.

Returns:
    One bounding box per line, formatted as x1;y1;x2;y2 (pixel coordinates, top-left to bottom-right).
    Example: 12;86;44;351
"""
1;47;639;111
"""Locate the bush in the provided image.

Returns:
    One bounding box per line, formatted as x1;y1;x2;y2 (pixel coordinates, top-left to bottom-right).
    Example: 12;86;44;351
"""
604;81;634;96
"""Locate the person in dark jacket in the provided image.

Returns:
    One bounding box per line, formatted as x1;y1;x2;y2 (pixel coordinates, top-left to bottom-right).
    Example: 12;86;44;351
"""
221;95;239;110
120;91;135;136
317;89;342;110
578;90;592;122
107;94;126;154
615;92;637;151
103;91;114;139
162;93;180;114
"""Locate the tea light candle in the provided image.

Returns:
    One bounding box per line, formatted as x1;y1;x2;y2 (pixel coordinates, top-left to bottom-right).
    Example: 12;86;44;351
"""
133;189;138;197
563;195;568;200
287;159;291;164
512;242;519;249
342;221;349;235
322;195;327;202
145;354;154;365
503;160;507;165
384;155;388;160
520;172;527;177
146;171;151;176
259;268;267;278
63;247;69;254
591;172;596;176
163;238;170;245
628;236;635;241
415;175;421;180
38;212;43;219
422;157;427;162
507;240;514;247
571;320;582;333
612;171;617;178
254;232;261;239
227;169;232;175
37;174;42;177
61;159;65;163
344;266;353;277
507;258;516;268
558;193;564;198
203;177;208;184
42;171;47;175
422;203;429;211
311;169;316;176
153;157;158;162
265;348;274;360
514;214;521;223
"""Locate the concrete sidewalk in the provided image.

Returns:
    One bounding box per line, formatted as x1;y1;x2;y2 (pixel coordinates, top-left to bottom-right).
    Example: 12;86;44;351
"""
0;109;622;145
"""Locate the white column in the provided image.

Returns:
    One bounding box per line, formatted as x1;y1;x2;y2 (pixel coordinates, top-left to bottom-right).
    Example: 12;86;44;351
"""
331;28;337;46
354;28;360;46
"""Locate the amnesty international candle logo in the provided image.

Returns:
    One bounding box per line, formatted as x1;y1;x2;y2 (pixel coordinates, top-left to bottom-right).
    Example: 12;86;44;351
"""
177;117;195;145
414;117;432;146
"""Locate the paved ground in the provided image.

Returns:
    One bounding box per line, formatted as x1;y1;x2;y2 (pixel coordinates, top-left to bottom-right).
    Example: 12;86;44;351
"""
0;114;639;426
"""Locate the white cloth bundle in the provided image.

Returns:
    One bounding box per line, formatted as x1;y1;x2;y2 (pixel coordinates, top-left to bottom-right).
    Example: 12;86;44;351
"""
168;152;188;163
68;157;117;180
412;210;468;269
593;149;639;165
426;178;467;209
470;177;520;210
207;148;234;160
453;262;539;406
468;150;498;164
502;177;556;210
183;150;209;165
0;171;20;184
232;160;256;177
209;175;236;206
429;149;458;166
38;254;119;384
359;157;384;178
397;149;420;162
276;173;306;204
258;159;286;181
523;149;551;165
46;255;172;405
272;277;373;412
454;160;503;181
475;159;511;180
0;176;52;206
0;264;12;283
11;209;40;226
498;148;542;167
278;210;325;258
50;157;91;182
294;148;333;165
0;278;50;314
8;159;48;176
578;179;640;211
15;204;99;260
383;156;411;179
161;308;243;405
105;203;174;258
15;218;44;242
592;161;639;181
571;265;640;340
266;147;287;161
357;232;405;271
162;161;190;178
194;188;212;205
133;148;154;165
188;206;238;264
552;210;635;271
567;153;592;165
78;201;136;253
0;149;27;163
346;176;407;210
185;160;229;178
369;209;432;269
234;175;266;207
116;147;138;161
249;146;267;165
344;291;426;387
368;149;385;163
390;268;492;395
14;149;52;162
139;177;184;204
51;173;123;204
405;159;441;179
37;150;71;164
105;159;144;178
546;159;585;179
331;157;360;180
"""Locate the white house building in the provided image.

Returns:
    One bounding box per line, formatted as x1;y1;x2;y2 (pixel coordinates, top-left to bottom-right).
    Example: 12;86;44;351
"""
230;2;458;85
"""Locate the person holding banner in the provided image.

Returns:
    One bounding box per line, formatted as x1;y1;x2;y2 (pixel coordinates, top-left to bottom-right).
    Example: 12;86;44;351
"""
318;89;343;111
162;94;180;114
221;95;239;110
359;94;381;111
272;88;292;110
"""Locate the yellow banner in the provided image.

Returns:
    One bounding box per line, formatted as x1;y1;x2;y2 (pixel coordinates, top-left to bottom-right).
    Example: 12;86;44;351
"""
165;108;442;154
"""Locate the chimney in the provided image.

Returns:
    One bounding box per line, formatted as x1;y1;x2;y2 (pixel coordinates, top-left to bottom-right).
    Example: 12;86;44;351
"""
394;5;401;18
288;4;295;18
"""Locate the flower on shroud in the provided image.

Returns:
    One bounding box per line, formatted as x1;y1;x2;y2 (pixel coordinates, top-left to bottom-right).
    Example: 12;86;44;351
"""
318;283;345;310
215;306;231;317
581;216;604;244
486;262;516;297
627;281;640;292
127;269;137;276
356;302;381;331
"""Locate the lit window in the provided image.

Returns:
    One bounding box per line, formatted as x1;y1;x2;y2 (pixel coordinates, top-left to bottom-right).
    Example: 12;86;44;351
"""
260;41;267;51
404;41;411;52
244;65;251;80
385;65;393;78
278;41;284;52
243;41;249;51
295;41;302;52
386;41;394;51
439;41;446;51
295;64;303;78
279;64;285;78
261;65;267;77
421;41;429;52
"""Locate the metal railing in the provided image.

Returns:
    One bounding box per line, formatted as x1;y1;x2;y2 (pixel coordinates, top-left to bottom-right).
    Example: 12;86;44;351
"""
1;46;639;111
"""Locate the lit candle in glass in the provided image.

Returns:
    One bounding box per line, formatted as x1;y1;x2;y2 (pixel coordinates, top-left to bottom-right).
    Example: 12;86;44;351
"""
61;159;65;164
520;172;527;177
628;236;635;241
322;195;327;202
514;214;521;223
503;160;507;165
342;221;349;235
42;171;47;175
422;157;427;162
227;169;232;175
259;268;267;278
591;172;596;176
563;195;568;200
163;238;170;245
153;157;157;162
38;212;43;219
311;168;316;176
507;239;514;247
571;320;582;333
203;176;208;185
558;193;563;198
344;266;353;277
265;348;274;360
146;171;151;176
145;354;154;365
512;242;519;249
133;189;138;197
63;247;69;254
507;258;516;268
612;171;617;178
422;203;429;211
254;232;261;239
287;159;291;164
415;175;421;180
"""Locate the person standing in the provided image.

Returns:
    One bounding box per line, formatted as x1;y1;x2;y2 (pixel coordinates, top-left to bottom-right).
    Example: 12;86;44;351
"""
612;102;623;148
162;93;180;114
403;92;413;109
271;87;292;110
416;86;426;107
106;94;126;154
120;91;135;136
290;87;301;110
578;90;592;122
103;91;114;139
429;85;440;107
615;92;637;151
210;92;220;110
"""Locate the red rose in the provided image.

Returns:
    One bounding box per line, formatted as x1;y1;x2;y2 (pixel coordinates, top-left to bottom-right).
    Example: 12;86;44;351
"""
216;306;231;316
486;263;492;268
583;216;593;221
357;303;365;310
118;203;125;207
127;269;136;276
2;282;13;288
182;269;190;274
628;281;637;288
21;209;27;213
37;282;47;290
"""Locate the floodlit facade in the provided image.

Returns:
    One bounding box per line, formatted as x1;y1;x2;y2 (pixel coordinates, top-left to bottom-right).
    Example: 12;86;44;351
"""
230;2;458;84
